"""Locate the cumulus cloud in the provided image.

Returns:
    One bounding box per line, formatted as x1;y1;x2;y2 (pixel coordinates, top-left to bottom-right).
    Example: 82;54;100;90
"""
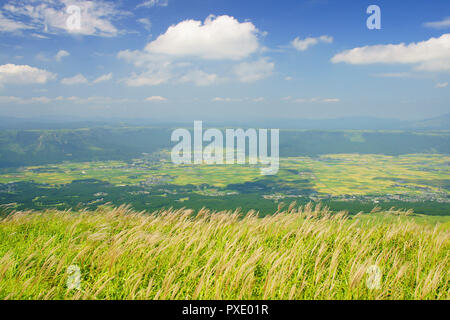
424;17;450;29
93;72;113;84
292;35;333;51
2;0;125;37
55;50;70;61
118;15;268;86
61;73;88;85
0;64;56;86
145;96;167;102
331;33;450;72
233;58;274;83
144;15;260;60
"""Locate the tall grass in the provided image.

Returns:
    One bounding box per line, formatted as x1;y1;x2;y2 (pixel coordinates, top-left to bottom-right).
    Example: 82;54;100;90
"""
0;204;448;300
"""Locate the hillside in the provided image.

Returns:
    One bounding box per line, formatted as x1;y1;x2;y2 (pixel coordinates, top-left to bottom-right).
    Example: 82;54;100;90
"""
0;127;448;168
0;205;448;300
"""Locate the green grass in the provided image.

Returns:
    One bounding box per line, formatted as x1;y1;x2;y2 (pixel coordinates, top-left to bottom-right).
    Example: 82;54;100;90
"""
0;204;448;300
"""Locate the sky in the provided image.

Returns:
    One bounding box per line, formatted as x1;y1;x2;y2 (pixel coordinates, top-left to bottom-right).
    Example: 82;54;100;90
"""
0;0;449;122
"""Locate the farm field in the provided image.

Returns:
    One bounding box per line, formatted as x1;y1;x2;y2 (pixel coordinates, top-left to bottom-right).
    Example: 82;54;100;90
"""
283;154;449;197
0;153;448;196
0;153;448;218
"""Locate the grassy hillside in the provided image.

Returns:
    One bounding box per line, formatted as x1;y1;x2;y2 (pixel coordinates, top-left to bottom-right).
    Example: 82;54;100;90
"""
0;204;448;300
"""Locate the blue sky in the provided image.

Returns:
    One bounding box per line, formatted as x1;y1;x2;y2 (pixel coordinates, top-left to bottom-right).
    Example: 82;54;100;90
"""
0;0;449;121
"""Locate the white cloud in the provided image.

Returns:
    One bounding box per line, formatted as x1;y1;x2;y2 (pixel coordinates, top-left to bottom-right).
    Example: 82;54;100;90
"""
211;97;265;102
137;0;169;8
292;35;333;51
2;0;125;37
137;18;152;31
29;96;52;103
145;96;167;102
0;96;53;104
0;95;135;104
62;96;134;104
55;50;70;62
117;49;166;68
424;17;450;29
118;15;269;86
212;97;241;102
178;70;219;86
123;67;172;87
321;98;340;103
0;64;56;86
331;33;450;72
291;97;340;103
120;63;221;87
144;15;261;60
372;72;413;78
0;12;31;32
436;82;448;88
93;72;113;84
233;58;274;83
61;74;88;85
118;49;174;86
0;96;24;103
31;33;50;39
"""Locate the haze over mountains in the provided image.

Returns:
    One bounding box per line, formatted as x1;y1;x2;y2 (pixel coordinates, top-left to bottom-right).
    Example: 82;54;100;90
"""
0;113;449;131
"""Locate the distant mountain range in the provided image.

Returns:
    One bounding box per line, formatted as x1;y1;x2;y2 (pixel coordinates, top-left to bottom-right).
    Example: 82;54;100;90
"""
0;114;448;131
404;113;450;131
225;114;450;130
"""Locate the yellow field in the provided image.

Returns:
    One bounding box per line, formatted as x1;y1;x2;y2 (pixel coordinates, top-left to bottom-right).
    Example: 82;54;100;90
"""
0;154;448;197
